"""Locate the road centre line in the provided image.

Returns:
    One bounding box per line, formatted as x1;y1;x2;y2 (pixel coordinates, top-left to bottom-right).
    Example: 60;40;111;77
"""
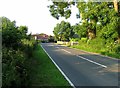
61;49;71;54
41;45;76;88
56;47;59;48
60;48;107;68
76;55;107;68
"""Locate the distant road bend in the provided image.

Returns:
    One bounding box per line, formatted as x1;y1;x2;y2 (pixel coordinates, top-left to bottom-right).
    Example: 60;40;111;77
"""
41;43;119;88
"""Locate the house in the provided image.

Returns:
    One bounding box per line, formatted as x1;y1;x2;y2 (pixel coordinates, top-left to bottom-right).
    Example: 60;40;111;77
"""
32;33;49;42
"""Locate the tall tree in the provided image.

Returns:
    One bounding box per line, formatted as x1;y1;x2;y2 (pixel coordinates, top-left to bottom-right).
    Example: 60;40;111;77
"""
48;1;120;42
2;17;21;48
53;21;74;41
18;26;28;39
73;23;87;38
77;1;120;41
48;1;75;19
2;17;29;49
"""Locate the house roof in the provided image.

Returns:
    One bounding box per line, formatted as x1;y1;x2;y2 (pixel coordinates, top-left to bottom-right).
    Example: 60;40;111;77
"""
32;33;49;40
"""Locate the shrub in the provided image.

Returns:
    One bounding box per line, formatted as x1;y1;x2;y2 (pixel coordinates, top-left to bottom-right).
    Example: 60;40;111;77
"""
81;38;87;43
114;45;120;54
70;38;80;42
2;48;27;87
2;17;37;87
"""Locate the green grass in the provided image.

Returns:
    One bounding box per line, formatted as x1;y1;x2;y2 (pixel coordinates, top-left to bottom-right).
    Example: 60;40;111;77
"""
71;43;101;53
27;44;71;87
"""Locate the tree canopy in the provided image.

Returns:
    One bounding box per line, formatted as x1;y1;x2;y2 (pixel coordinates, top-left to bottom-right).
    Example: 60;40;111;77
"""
49;1;120;42
1;17;30;49
53;21;74;41
48;1;75;19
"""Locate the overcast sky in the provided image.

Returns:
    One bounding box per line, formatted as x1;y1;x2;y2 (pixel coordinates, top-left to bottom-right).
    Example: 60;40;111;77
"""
0;0;80;35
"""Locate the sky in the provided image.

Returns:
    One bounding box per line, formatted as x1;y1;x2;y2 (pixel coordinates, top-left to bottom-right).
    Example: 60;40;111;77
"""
0;0;80;35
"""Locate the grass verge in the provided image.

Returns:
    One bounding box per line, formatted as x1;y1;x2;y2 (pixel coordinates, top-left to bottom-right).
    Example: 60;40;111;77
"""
70;44;120;59
27;44;71;87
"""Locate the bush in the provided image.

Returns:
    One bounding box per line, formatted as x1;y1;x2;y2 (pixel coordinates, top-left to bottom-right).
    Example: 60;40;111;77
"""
114;45;120;54
2;39;37;87
81;38;87;43
2;17;37;87
21;39;36;58
2;48;27;87
70;38;80;42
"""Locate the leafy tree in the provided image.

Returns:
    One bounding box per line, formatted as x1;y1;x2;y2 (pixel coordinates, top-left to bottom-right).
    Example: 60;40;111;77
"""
48;1;120;43
53;23;60;40
48;1;75;19
53;21;74;41
96;2;120;42
2;16;36;87
18;26;28;39
2;17;30;49
73;23;87;38
2;17;22;49
48;35;55;42
77;1;120;40
77;2;103;39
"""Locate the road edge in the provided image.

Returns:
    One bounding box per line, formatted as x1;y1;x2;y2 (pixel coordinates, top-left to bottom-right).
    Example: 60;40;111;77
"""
41;44;76;88
69;46;120;61
55;43;119;61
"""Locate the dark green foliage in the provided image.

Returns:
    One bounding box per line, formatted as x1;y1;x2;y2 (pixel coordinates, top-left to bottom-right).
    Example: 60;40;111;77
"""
2;48;26;87
53;21;74;41
73;23;87;38
48;35;55;42
2;17;21;49
2;17;36;87
49;1;120;58
114;45;120;54
48;1;75;19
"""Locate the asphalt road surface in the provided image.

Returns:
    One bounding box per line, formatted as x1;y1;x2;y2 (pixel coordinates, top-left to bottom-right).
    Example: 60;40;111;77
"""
41;43;119;88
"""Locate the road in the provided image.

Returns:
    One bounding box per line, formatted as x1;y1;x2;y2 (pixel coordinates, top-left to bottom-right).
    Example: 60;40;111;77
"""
41;43;119;88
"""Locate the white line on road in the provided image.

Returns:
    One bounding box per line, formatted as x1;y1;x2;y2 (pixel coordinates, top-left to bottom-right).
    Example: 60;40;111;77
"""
76;55;107;68
62;49;71;54
58;48;107;68
56;47;59;49
41;45;76;88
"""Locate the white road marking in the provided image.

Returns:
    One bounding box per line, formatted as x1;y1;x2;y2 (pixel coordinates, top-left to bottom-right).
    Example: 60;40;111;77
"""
76;55;107;68
56;47;107;68
41;45;76;88
62;49;71;54
47;45;54;46
56;47;59;49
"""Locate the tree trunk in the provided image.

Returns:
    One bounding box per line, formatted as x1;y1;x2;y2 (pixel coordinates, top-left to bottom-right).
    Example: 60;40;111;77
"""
113;0;118;12
113;0;120;43
87;19;97;40
80;13;86;23
87;29;96;40
118;35;120;44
